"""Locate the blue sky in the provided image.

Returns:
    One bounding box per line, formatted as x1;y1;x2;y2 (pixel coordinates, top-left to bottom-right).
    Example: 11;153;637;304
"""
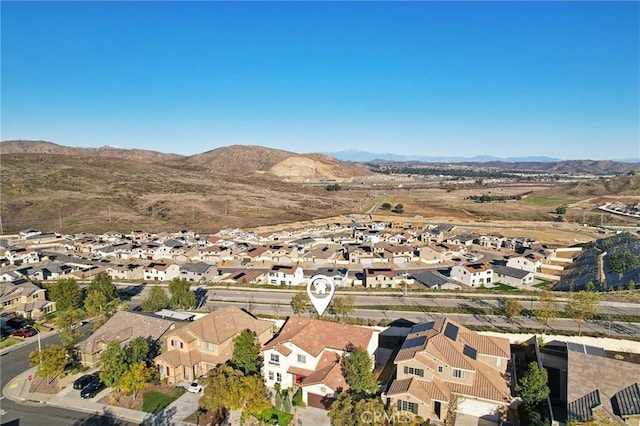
2;1;639;160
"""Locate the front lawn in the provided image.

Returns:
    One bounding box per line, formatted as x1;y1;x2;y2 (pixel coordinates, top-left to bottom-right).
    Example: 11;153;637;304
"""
142;388;182;414
253;407;293;425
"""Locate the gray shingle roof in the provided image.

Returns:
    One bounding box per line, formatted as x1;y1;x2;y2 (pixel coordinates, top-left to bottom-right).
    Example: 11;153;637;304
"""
568;389;601;421
492;265;531;280
613;383;640;418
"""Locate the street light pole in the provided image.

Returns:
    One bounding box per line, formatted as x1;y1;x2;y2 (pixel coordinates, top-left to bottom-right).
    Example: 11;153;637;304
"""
35;327;42;367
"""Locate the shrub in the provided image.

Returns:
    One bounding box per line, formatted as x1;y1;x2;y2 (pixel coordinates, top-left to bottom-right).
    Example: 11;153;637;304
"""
292;388;306;407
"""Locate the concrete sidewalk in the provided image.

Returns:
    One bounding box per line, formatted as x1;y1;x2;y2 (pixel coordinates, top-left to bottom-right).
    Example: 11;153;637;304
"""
2;367;199;425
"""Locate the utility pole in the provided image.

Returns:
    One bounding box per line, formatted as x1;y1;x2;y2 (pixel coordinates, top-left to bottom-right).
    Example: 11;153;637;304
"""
108;205;112;223
0;213;3;235
58;210;62;233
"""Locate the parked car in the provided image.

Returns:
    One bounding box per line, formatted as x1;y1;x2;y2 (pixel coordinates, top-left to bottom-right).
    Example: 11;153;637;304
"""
80;377;104;398
187;382;203;393
11;327;37;338
7;318;31;329
73;374;95;390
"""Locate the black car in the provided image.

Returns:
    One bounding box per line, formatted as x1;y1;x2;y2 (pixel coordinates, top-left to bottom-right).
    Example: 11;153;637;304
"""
73;374;95;390
80;377;104;399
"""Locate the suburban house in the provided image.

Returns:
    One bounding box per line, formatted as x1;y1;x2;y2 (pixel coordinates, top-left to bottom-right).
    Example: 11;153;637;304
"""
378;243;415;264
411;270;462;290
540;341;640;425
106;263;144;281
75;311;173;367
267;265;304;286
479;235;506;250
492;265;535;288
446;235;476;247
507;253;543;273
384;319;512;423
0;278;56;320
4;248;40;266
143;262;181;282
261;317;378;409
450;263;494;288
154;306;275;384
363;267;399;288
179;262;218;283
315;268;350;287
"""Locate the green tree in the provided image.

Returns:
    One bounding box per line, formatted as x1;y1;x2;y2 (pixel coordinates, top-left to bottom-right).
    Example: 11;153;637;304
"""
140;285;170;312
565;291;599;336
54;309;83;348
99;341;128;388
328;393;387;426
555;205;567;215
516;361;550;407
84;289;119;330
241;375;271;415
231;330;261;376
291;291;310;316
331;295;355;321
392;204;404;213
342;347;377;395
502;298;522;322
47;278;81;311
168;278;196;310
628;280;636;291
126;337;150;365
29;344;67;380
87;272;118;302
199;364;245;412
533;291;560;334
380;203;391;210
119;361;153;400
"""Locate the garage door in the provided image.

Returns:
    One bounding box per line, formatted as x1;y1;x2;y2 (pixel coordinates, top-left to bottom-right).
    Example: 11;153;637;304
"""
307;393;335;410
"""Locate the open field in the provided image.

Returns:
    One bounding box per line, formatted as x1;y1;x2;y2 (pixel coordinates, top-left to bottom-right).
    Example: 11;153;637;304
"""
1;153;639;236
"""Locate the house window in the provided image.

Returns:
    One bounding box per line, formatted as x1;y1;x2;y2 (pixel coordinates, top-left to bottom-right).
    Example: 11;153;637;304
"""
452;369;464;379
320;385;327;394
438;366;443;373
297;354;307;364
271;354;280;362
206;342;214;351
268;371;274;380
404;366;424;377
276;373;282;382
398;400;418;414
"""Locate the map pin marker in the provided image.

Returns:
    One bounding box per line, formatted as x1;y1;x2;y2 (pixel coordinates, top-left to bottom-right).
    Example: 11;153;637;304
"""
307;275;335;315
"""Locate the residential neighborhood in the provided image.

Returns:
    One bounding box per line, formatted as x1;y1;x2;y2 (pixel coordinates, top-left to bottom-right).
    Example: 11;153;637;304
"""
1;220;638;426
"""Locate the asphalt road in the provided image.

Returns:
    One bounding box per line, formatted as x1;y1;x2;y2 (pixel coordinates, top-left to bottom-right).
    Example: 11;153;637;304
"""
0;326;137;426
204;288;640;317
204;296;640;339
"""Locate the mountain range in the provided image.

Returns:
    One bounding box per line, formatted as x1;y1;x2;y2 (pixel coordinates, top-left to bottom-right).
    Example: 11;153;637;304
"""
324;149;640;164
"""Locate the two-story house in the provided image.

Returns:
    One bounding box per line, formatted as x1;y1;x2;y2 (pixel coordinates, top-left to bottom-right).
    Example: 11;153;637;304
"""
507;253;543;273
143;262;180;282
450;263;494;288
4;248;40;266
267;265;304;286
262;317;378;409
492;265;535;288
154;306;274;383
0;278;56;320
315;268;350;287
363;267;399;288
107;263;145;281
384;319;511;424
75;310;173;366
179;262;218;283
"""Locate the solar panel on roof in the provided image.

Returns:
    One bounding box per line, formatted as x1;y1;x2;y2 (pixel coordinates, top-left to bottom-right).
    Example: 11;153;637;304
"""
401;335;427;349
411;322;435;333
463;344;477;360
444;323;459;341
584;345;606;357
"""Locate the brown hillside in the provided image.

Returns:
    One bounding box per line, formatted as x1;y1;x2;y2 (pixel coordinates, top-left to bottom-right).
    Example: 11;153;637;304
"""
179;145;373;179
0;140;183;163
